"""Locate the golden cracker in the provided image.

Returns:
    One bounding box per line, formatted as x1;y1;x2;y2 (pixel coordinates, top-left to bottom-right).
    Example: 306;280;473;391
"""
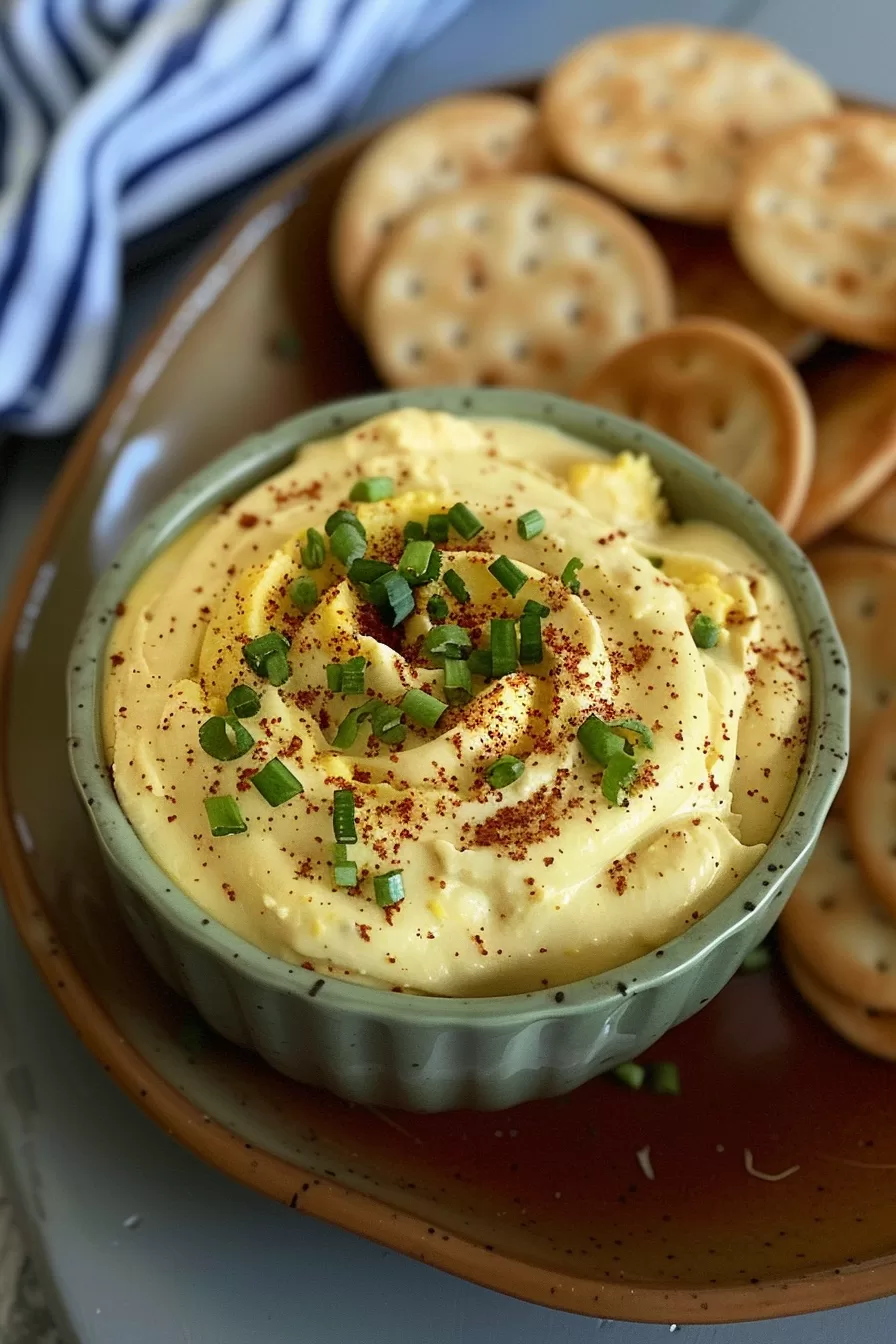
782;939;896;1062
732;113;896;349
846;470;896;548
331;94;550;326
539;25;835;224
576;317;815;530
362;174;673;392
846;703;896;921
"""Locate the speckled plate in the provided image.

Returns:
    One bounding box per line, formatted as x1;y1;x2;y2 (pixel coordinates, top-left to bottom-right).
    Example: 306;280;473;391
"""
2;102;896;1327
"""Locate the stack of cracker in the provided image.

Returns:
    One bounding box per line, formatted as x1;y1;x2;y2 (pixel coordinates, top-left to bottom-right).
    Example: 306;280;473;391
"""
326;24;896;1056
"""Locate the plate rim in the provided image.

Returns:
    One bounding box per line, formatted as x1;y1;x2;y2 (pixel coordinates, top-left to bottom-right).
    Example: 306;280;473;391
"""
1;113;895;1327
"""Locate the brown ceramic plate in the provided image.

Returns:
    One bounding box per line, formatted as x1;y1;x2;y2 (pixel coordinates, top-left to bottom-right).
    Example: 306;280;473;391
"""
2;102;896;1328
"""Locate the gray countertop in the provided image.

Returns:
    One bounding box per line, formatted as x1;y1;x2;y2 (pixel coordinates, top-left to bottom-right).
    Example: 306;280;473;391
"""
1;0;894;1340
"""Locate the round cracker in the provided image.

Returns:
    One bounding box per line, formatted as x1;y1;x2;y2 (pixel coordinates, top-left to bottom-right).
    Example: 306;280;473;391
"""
810;545;896;753
576;317;815;530
539;25;836;225
645;219;821;361
794;352;896;545
361;174;674;393
846;469;896;548
782;940;896;1062
846;703;896;920
732;113;896;349
779;814;896;1012
331;94;550;326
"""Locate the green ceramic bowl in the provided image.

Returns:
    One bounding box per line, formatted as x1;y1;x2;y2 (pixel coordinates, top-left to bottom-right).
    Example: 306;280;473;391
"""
68;388;848;1112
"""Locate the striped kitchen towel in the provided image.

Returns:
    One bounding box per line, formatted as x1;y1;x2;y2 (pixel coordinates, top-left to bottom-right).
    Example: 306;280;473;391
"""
0;0;469;437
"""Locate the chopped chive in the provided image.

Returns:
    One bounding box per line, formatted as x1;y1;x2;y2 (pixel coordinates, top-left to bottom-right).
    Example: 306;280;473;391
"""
204;795;247;837
399;539;434;581
332;843;357;887
403;520;425;542
301;527;326;570
325;509;365;538
561;556;583;594
368;698;407;746
369;570;415;625
423;623;472;664
691;612;720;649
610;718;654;750
467;648;492;678
444;569;470;603
427;594;449;622
326;656;366;694
401;688;447;729
577;715;628;766
739;943;772;974
649;1061;681;1096
519;611;543;665
523;598;550;618
602;751;637;806
374;870;405;907
226;684;260;719
650;555;664;569
330;521;367;567
485;754;525;789
489;554;527;598
414;545;442;587
426;513;449;543
517;509;545;540
333;789;357;844
199;715;254;761
349;476;393;502
490;618;518;677
243;631;290;675
251;758;304;806
289;575;317;612
447;501;484;540
613;1061;646;1091
444;658;472;706
262;650;290;686
348;558;393;585
332;705;365;749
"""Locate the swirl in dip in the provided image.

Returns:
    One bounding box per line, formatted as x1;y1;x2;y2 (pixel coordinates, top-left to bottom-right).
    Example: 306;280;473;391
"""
105;409;809;995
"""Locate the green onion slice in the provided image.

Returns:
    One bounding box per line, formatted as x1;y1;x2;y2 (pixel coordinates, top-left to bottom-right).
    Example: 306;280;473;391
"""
398;539;434;581
613;1061;646;1091
348;558;392;585
262;650;290;687
610;718;654;750
326;656;366;694
325;509;365;538
444;658;472;706
485;755;525;789
251;758;304;806
332;842;358;887
289;575;317;612
199;715;254;761
577;715;628;766
523;598;550;618
204;795;247;837
369;570;415;626
467;648;491;678
517;509;545;540
691;612;720;648
601;752;637;806
649;1061;681;1096
349;476;393;502
374;870;405;907
226;685;260;719
368;698;407;746
422;623;471;664
333;789;357;844
518;611;543;665
301;527;326;570
426;513;449;543
427;594;449;622
488;554;527;597
332;706;365;750
330;521;367;567
447;501;484;540
443;569;470;603
403;520;425;541
490;618;518;677
561;556;583;594
243;631;290;675
414;546;442;587
401;688;446;729
649;555;664;569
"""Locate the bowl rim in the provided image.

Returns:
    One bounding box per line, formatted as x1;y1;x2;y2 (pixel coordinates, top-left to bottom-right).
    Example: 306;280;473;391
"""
68;386;849;1023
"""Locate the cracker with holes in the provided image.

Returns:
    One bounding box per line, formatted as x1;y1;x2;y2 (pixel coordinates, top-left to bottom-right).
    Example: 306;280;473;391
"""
782;940;896;1062
361;175;673;391
331;94;550;326
846;703;896;921
779;815;896;1013
810;546;896;755
577;317;814;530
795;351;896;544
732;113;896;348
539;25;835;224
645;219;820;360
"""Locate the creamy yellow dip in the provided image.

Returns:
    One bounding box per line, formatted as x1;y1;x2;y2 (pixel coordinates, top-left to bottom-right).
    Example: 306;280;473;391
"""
105;410;809;996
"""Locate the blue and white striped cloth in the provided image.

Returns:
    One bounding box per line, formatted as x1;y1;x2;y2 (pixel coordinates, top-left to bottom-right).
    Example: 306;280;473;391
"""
0;0;469;436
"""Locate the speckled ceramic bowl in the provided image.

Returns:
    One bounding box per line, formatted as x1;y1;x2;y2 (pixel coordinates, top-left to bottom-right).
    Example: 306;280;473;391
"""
67;387;848;1112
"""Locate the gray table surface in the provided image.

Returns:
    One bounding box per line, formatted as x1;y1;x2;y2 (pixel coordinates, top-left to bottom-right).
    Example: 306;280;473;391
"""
1;1;895;1340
